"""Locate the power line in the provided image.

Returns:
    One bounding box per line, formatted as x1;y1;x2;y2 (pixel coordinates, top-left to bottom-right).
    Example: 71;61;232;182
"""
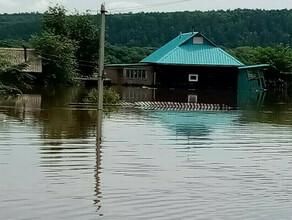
39;51;97;65
0;0;192;25
87;0;192;14
107;0;192;13
41;56;97;69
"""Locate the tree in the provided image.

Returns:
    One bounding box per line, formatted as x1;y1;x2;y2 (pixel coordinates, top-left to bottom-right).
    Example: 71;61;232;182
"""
67;13;99;77
42;6;100;77
31;32;77;84
43;5;68;36
105;44;154;64
227;46;292;74
228;46;292;87
1;9;292;48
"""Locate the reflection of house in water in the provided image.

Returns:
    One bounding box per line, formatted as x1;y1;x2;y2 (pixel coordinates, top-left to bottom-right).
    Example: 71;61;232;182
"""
113;86;155;102
15;94;42;111
113;85;270;108
0;94;42;120
237;91;266;109
113;86;238;107
150;111;237;138
154;89;238;106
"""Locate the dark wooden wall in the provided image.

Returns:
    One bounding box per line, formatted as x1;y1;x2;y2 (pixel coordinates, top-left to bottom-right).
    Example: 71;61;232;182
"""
155;65;238;89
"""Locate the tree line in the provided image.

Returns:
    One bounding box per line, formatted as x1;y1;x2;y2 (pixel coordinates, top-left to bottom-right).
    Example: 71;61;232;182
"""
1;9;292;48
0;6;291;93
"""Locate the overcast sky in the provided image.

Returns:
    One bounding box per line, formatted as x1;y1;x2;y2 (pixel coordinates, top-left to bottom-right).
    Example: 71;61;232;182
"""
0;0;292;14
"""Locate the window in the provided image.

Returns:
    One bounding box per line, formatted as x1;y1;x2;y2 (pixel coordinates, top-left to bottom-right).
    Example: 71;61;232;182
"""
126;69;130;78
124;68;147;80
193;37;203;44
142;70;146;79
189;74;199;82
138;70;142;78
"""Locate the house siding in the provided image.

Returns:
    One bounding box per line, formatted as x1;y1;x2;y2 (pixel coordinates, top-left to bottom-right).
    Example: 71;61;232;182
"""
105;65;154;86
155;65;238;89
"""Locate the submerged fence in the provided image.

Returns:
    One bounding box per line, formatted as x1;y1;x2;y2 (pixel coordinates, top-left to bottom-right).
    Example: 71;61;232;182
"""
71;101;233;111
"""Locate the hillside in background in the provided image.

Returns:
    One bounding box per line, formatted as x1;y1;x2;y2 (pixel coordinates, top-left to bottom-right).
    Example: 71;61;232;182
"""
0;9;291;48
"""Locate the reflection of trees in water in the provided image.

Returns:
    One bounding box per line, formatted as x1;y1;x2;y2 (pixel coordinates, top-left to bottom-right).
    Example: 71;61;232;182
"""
0;88;105;217
36;86;88;108
0;87;119;140
41;109;97;140
239;90;292;125
39;103;105;217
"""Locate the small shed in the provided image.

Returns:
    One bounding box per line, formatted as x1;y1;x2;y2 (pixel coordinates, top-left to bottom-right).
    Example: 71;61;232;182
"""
105;32;268;91
238;64;269;91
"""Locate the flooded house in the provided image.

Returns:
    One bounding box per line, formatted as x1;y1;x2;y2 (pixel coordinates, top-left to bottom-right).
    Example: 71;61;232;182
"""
106;32;268;91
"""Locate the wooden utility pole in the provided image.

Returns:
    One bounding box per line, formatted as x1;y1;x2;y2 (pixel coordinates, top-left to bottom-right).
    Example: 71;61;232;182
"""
97;4;106;111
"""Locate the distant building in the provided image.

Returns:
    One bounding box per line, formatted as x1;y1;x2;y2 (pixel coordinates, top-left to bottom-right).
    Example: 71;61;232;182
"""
0;47;42;73
106;32;268;91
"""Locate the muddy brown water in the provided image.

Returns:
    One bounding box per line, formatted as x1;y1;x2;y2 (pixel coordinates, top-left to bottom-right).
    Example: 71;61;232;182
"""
0;86;292;220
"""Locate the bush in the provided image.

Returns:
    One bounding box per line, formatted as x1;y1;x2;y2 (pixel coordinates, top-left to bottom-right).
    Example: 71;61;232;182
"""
83;88;120;104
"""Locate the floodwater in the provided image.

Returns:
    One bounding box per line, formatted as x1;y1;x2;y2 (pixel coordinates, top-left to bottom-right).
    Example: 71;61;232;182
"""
0;86;292;220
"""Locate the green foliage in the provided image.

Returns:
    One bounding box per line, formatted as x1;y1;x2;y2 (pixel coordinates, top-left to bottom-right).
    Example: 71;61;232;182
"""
1;9;292;48
0;39;31;48
83;88;120;104
227;46;292;74
43;5;68;36
106;44;155;64
0;52;32;94
0;13;42;40
31;32;77;84
41;5;99;77
67;13;99;77
2;7;292;88
0;94;18;105
228;46;292;87
105;9;292;48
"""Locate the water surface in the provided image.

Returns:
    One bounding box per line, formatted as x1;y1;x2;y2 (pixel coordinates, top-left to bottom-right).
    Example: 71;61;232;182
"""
0;87;292;220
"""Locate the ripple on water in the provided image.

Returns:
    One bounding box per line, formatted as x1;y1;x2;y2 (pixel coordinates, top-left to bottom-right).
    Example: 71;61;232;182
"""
1;104;292;220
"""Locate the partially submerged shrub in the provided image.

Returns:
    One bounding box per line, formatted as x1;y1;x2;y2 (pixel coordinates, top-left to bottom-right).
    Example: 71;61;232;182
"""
83;88;120;104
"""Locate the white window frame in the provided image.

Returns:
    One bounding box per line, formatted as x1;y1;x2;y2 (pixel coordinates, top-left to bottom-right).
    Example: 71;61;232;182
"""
189;74;199;82
124;68;147;80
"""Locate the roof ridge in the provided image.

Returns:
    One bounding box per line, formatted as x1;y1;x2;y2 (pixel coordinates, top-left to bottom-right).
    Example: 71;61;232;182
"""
178;32;198;47
156;33;196;62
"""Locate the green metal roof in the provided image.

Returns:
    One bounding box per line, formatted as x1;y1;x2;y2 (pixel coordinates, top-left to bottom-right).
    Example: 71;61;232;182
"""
140;32;244;67
238;64;270;69
105;63;146;67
